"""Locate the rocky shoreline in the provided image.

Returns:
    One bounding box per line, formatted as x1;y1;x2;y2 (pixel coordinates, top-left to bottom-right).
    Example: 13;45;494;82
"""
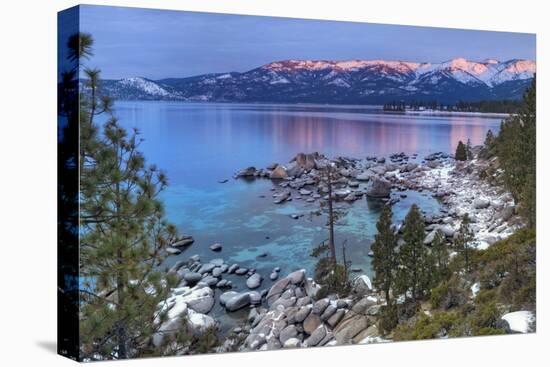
235;149;522;249
155;148;526;352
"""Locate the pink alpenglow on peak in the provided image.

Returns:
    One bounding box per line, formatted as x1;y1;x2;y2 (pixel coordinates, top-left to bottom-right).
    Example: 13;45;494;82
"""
261;57;535;87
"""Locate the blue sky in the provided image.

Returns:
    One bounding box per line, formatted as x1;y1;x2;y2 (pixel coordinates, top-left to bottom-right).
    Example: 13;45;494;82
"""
78;5;536;80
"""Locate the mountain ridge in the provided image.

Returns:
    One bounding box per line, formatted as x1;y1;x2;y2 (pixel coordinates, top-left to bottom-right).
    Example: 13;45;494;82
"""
100;57;536;104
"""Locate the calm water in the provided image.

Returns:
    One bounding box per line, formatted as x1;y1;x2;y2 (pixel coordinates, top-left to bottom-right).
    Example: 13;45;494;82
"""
112;101;501;284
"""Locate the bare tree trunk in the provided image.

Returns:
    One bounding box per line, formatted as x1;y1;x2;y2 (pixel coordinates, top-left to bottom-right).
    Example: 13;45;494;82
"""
326;167;337;267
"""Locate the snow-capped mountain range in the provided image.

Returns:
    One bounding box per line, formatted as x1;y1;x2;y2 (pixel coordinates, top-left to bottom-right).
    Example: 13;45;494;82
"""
101;57;535;104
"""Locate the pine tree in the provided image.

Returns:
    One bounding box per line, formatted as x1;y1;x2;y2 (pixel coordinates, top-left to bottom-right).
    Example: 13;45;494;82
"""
496;77;536;227
431;229;449;283
371;205;398;305
396;205;432;303
76;34;197;360
454;214;475;273
455;141;467;161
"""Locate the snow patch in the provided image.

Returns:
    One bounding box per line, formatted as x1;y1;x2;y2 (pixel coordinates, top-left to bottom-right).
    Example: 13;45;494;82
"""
501;311;535;333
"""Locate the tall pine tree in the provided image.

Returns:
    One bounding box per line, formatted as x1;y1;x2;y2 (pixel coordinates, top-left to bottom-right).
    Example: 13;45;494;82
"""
455;141;467;161
496;77;536;227
76;33;196;360
396;205;432;303
431;229;449;283
454;214;475;273
371;205;398;305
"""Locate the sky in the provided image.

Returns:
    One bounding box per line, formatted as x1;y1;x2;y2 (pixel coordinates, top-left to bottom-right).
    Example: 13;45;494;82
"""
77;5;536;80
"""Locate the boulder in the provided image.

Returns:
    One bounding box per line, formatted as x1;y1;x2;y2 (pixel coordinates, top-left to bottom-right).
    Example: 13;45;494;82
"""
269;272;279;281
185;288;215;314
351;296;378;315
236;166;257;177
246;273;263;289
266;338;282;350
286;162;304;178
248;291;262;305
312;298;330;315
172;236;194;248
356;171;374;181
326;309;345;328
183;272;202;285
353;325;380;344
273;191;291;204
283;337;301;348
292;152;319;171
320;304;337;321
296;296;312;308
198;263;216;274
166;247;181;255
304;278;321;298
293;306;312;323
353;275;373;296
333;314;369;344
270;296;296;309
266;277;290;304
225;292;252;312
474;198;490;209
235;267;248;275
200;275;219;287
287;269;306;285
270;165;289;179
366;178;391;198
186;310;216;334
212;267;223;278
305;325;327;347
209;243;222;252
279;325;298;344
219;291;239;306
303;313;322;335
439;224;455;237
210;258;224;266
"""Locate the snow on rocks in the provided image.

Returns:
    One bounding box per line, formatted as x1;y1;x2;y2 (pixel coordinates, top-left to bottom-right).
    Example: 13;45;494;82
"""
414;156;522;249
501;311;535;333
470;282;480;298
352;274;373;296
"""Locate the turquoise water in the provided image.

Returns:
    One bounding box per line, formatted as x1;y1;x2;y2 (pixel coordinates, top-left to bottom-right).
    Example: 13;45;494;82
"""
111;101;501;280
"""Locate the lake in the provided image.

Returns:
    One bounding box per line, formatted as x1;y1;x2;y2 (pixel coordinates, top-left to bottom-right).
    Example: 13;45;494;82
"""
112;101;502;282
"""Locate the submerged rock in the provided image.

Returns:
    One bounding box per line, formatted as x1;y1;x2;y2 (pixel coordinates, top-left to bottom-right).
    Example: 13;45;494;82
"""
236;166;257;177
209;243;222;252
172;236;194;248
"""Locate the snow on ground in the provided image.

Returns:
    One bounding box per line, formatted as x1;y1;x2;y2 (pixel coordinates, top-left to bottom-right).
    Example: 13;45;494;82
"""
501;311;535;333
470;282;480;298
420;159;521;249
358;336;389;344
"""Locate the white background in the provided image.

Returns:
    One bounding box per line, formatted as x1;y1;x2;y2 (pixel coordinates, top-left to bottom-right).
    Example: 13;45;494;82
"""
0;0;548;365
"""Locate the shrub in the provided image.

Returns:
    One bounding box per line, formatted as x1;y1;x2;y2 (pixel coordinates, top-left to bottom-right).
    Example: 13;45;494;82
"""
429;275;468;310
394;311;465;341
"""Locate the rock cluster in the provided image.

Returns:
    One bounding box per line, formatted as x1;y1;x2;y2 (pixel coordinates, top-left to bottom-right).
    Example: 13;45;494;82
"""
240;270;385;351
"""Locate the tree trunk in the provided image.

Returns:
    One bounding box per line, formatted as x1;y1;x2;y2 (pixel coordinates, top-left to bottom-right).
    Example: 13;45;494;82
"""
327;168;337;268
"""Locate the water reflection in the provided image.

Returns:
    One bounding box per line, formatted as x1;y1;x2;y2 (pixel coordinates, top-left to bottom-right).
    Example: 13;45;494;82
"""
113;102;501;191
